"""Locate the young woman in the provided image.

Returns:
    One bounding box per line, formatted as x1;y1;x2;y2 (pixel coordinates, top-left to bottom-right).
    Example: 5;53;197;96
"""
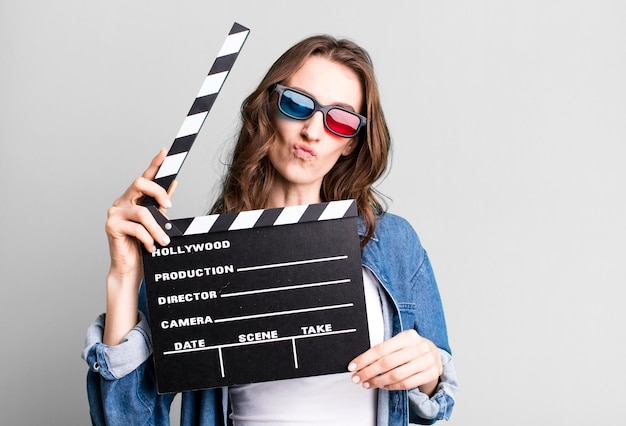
83;35;458;425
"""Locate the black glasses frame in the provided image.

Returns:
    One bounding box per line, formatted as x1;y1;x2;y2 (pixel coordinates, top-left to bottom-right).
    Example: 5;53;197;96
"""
273;84;367;138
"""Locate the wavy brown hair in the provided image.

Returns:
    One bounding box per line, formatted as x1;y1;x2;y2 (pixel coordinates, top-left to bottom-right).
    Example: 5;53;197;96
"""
211;35;391;246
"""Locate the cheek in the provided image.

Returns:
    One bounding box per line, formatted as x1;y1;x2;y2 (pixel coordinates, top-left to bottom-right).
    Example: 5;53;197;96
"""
266;137;281;165
273;126;292;147
341;139;357;156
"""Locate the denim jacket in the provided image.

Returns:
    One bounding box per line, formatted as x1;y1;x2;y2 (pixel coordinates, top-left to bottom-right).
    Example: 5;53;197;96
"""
82;212;459;425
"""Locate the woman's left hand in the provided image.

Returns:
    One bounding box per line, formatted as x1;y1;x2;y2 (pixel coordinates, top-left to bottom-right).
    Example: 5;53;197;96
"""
348;329;443;395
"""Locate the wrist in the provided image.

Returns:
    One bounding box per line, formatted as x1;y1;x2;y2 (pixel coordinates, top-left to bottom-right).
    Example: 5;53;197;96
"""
418;377;440;397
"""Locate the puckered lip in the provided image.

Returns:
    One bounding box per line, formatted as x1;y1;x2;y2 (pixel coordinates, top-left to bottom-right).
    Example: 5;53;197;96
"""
293;143;317;159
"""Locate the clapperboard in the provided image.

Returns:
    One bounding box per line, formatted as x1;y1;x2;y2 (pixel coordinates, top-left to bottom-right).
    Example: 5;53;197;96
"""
140;23;370;393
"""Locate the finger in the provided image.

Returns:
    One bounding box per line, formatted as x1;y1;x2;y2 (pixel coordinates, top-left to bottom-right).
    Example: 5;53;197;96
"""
115;176;172;211
142;148;169;180
368;346;443;391
362;358;420;389
375;362;438;391
159;179;178;215
110;217;159;253
362;347;440;389
139;148;173;210
167;178;178;198
351;345;417;385
107;205;171;248
129;204;171;247
349;330;420;372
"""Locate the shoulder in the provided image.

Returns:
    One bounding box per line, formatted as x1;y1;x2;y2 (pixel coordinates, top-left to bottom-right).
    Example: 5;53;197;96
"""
373;212;423;248
376;212;417;234
361;212;426;265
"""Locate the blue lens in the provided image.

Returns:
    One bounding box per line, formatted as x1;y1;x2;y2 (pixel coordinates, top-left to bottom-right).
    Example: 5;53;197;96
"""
280;90;314;118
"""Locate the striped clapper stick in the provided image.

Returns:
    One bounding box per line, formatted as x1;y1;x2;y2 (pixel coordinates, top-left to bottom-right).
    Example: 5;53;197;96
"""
142;22;250;236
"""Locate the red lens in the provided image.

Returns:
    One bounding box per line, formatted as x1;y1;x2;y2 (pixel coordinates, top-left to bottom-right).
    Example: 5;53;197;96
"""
327;109;360;137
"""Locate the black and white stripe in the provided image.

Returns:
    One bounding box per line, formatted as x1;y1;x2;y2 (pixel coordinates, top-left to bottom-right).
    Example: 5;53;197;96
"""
152;22;250;192
166;200;357;236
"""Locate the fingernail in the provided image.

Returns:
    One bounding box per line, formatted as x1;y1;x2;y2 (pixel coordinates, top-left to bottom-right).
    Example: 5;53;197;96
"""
165;199;172;208
348;363;357;372
162;235;170;245
362;382;370;389
351;375;360;384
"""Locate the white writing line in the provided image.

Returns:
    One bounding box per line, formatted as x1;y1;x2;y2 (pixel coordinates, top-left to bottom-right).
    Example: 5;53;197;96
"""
218;348;225;378
163;328;358;355
292;339;299;369
214;303;353;324
236;255;347;272
220;279;351;298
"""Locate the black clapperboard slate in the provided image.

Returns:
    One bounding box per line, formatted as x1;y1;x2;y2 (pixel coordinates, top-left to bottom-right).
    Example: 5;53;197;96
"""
137;24;369;393
142;201;370;393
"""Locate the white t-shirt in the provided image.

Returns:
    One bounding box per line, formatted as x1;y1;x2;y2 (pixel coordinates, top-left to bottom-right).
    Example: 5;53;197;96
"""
228;268;384;425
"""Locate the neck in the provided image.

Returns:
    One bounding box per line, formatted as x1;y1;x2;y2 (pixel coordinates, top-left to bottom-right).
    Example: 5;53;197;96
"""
266;181;323;209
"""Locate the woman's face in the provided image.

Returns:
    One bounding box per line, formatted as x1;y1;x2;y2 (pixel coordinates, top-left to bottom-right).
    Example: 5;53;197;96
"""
268;55;363;203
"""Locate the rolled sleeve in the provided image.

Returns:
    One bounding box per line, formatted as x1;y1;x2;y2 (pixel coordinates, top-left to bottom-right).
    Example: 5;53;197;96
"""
408;349;459;423
81;312;153;380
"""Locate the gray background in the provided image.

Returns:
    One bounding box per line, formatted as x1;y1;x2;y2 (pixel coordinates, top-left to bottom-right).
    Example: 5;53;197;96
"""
1;1;624;425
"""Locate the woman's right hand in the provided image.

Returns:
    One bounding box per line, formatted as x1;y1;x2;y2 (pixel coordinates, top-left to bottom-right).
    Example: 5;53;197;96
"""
103;148;174;345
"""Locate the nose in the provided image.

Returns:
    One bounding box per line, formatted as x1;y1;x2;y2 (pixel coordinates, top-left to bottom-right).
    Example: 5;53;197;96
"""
301;111;325;142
